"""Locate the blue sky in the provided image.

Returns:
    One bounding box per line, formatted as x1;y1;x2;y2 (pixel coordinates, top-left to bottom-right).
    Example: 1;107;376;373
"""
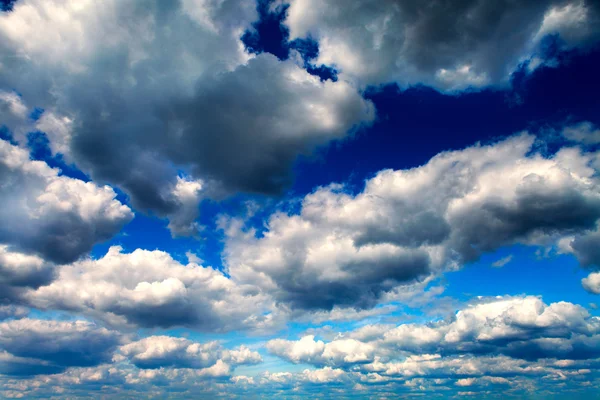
1;0;600;398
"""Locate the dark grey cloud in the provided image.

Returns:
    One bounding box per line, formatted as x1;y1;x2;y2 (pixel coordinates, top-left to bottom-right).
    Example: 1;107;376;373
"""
283;0;600;89
0;319;121;376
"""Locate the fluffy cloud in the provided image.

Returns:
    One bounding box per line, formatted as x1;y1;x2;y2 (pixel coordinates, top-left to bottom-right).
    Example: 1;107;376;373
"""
268;296;600;368
26;246;281;332
0;319;121;376
0;0;374;235
224;132;600;310
119;336;261;370
282;0;600;90
0;139;132;264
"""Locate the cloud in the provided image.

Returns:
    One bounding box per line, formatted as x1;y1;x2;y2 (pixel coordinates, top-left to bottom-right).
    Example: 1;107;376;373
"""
0;0;374;235
0;139;133;264
582;272;600;294
268;296;600;368
562;121;600;145
0;319;121;376
0;305;28;321
26;246;282;332
267;335;375;367
119;335;261;370
492;255;513;268
282;0;600;90
224;132;600;310
0;246;55;302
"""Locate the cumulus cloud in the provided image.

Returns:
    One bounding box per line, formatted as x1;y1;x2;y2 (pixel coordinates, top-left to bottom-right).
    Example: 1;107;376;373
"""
0;0;374;235
0;139;133;264
26;246;281;332
119;336;261;370
268;296;600;368
224;132;600;310
282;0;600;90
0;319;121;376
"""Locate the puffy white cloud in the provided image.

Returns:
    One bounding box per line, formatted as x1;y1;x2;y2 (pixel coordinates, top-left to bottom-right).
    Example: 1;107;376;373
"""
0;139;133;264
26;246;281;332
224;132;600;310
119;335;261;370
0;0;374;235
0;318;121;376
282;0;600;90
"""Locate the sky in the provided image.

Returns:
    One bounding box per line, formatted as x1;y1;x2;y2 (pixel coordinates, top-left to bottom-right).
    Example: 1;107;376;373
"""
1;0;600;398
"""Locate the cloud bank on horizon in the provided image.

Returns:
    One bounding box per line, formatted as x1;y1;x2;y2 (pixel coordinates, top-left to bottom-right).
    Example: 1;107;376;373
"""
1;0;600;398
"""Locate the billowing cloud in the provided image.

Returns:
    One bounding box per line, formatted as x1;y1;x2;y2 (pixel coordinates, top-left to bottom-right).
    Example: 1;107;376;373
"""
0;319;121;376
0;139;133;264
0;0;374;235
119;336;261;370
26;246;281;332
224;132;600;310
282;0;600;90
